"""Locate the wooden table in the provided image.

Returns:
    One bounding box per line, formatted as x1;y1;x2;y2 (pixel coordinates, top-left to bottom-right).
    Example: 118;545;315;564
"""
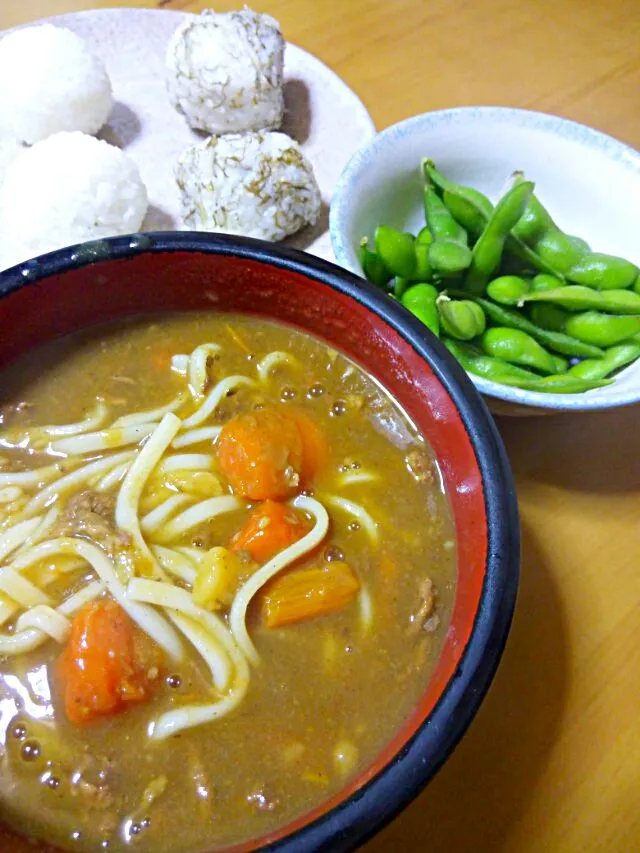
2;1;639;851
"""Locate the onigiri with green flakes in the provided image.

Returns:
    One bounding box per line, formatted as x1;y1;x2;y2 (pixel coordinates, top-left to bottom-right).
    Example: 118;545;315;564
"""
0;24;113;144
166;8;285;134
0;132;148;270
175;130;321;242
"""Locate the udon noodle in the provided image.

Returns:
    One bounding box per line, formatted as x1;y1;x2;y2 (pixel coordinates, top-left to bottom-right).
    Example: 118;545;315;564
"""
0;342;374;741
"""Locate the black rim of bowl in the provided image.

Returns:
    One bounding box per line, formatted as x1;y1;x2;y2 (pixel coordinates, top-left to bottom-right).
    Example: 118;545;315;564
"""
0;232;520;853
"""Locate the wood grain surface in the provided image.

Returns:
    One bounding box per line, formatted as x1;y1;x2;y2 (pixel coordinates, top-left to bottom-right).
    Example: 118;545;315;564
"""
1;2;639;852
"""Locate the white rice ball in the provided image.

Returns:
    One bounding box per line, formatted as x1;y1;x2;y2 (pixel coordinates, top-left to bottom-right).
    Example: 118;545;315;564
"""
175;131;321;242
166;8;285;134
0;24;113;144
0;130;24;190
0;132;148;270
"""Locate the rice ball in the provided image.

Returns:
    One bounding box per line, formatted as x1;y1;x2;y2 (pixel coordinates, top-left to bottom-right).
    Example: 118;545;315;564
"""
175;131;321;242
0;132;148;270
166;8;285;134
0;24;113;144
0;130;24;190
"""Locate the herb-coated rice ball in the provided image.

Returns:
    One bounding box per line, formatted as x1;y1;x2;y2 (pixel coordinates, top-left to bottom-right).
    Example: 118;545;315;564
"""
166;8;285;135
175;131;321;242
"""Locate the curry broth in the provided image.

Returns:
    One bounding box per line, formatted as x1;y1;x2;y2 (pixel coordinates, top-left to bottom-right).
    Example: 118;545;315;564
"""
0;314;456;852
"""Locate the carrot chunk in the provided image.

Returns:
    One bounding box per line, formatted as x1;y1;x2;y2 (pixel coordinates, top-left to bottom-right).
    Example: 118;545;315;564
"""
290;410;330;484
263;561;360;628
231;500;311;564
217;407;327;500
57;598;161;724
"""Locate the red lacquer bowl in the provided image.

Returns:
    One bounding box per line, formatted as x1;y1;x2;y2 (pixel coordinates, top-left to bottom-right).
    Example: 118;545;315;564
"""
0;233;519;853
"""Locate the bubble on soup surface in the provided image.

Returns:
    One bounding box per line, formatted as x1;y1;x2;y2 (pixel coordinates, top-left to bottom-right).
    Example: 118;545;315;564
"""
21;739;41;761
307;383;325;398
333;740;359;776
11;721;27;740
324;545;345;562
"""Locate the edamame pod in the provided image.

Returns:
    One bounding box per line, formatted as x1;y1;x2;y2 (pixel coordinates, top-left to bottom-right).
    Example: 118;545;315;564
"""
442;190;487;238
464;181;535;294
529;303;570;333
422;160;494;218
416;226;433;246
563;312;640;348
428;240;472;277
567;342;640;380
375;226;416;279
494;374;612;393
424;188;468;244
566;253;639;290
531;274;564;293
511;187;582;272
393;276;410;298
550;354;569;373
534;230;584;273
359;237;392;288
414;243;432;281
523;285;640;314
443;338;540;380
481;327;557;374
461;295;605;358
566;235;591;255
438;297;486;340
486;275;530;305
402;283;440;337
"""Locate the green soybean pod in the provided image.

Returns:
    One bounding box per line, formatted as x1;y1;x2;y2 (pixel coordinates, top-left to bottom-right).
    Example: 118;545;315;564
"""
568;342;640;380
424;187;468;244
566;253;639;290
464;181;535;295
375;226;416;280
413;243;432;282
511;192;556;243
551;354;569;373
566;235;591;255
463;295;605;358
416;226;433;247
359;238;392;288
531;274;564;293
428;240;472;277
393;276;410;299
529;303;570;333
481;327;558;374
422;160;494;218
402;283;440;337
494;374;612;393
486;275;531;306
438;298;486;341
523;285;640;314
564;312;640;347
441;190;488;238
534;229;584;273
442;338;540;380
633;275;640;296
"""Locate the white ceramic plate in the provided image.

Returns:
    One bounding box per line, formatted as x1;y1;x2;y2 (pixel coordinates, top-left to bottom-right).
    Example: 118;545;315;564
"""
22;7;376;261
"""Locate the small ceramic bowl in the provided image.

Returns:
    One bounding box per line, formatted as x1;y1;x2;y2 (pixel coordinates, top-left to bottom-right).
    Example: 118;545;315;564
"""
0;232;519;853
329;106;640;416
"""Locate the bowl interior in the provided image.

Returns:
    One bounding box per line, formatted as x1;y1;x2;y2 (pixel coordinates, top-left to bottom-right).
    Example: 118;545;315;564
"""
330;107;640;411
0;238;518;852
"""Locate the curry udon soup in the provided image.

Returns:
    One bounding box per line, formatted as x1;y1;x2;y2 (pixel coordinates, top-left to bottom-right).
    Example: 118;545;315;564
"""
0;313;456;852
